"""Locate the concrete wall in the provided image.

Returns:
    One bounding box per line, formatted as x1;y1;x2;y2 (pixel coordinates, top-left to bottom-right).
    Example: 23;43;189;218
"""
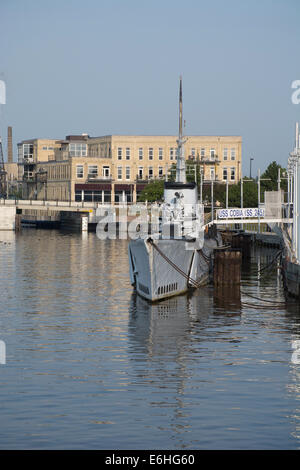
0;206;16;230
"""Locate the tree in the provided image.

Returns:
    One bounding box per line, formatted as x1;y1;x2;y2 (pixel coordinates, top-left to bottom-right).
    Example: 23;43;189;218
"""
260;161;287;193
137;179;164;202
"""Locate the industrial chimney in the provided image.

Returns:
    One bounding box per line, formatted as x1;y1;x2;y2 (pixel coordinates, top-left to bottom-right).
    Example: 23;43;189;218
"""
7;126;13;163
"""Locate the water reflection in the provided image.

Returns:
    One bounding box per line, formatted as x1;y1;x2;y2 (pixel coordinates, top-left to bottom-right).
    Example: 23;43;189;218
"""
128;284;241;361
3;232;300;448
213;285;241;312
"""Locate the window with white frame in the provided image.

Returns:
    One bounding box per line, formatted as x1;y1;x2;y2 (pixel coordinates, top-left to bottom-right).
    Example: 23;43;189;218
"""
200;148;205;159
88;165;98;178
231;167;236;180
210;148;216;160
118;147;122;160
223;148;228;161
126;147;130;160
76;165;84;178
148;166;153;179
210;168;215;180
158;166;163;177
139;148;143;160
159;148;163;160
170;148;174;160
69;143;87;157
223;168;228;181
148;147;153;160
191;148;196;159
138;166;143;179
117;166;122;180
126;166;130;180
231;148;236;161
23;143;34;160
102;166;110;178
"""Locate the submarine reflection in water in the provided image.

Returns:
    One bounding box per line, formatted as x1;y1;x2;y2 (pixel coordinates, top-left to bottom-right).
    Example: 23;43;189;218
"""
128;286;241;358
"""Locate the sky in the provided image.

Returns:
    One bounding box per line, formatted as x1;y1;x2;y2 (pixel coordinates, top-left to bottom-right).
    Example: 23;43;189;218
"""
0;0;299;176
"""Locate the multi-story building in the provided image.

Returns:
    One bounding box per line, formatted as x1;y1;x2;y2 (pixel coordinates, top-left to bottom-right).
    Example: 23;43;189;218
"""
18;134;242;203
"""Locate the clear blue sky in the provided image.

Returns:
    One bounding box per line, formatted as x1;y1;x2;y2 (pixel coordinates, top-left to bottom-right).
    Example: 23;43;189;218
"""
0;0;299;176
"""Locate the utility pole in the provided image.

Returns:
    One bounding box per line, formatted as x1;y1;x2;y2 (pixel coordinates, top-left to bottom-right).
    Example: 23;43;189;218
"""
250;157;254;179
211;179;214;223
226;179;229;209
241;177;243;209
200;169;203;204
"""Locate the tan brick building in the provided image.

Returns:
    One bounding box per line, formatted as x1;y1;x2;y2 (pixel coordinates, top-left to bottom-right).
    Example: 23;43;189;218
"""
18;134;242;203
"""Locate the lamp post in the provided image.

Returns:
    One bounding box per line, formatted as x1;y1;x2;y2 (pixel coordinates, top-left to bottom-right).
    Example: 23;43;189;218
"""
200;169;203;204
250;157;254;179
211;178;214;222
226;178;229;209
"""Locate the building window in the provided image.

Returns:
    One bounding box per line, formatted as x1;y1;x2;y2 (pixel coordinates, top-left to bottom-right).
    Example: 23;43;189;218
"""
223;148;228;161
117;167;122;180
138;166;143;179
23;143;34;160
139;148;143;160
126;166;130;180
104;191;111;203
88;165;98;178
200;148;205;159
191;148;196;159
126;148;130;160
102;166;110;178
158;166;163;178
118;147;122;160
170;148;174;160
148;167;153;179
231;167;236;181
69;143;87;157
223;168;228;181
210;148;216;160
231;148;236;161
159;148;163;160
76;165;84;179
148;147;153;160
210;168;215;180
75;190;82;202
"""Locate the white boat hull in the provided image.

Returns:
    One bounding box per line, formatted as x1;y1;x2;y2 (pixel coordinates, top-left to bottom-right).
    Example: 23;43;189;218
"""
128;236;218;302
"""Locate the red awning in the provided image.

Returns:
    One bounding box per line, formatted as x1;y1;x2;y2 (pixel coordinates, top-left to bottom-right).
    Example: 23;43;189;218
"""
114;184;134;191
75;183;112;191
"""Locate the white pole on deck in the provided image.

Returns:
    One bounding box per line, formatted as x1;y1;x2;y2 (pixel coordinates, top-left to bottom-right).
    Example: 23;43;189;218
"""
258;169;261;234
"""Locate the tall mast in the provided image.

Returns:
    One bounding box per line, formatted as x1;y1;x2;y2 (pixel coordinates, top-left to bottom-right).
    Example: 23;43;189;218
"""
179;76;183;140
176;76;186;184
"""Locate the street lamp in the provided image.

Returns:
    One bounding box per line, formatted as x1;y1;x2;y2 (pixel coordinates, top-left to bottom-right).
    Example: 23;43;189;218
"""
250;157;254;179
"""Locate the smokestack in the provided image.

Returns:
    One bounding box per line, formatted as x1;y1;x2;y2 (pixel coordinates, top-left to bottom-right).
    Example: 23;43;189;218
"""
7;126;13;163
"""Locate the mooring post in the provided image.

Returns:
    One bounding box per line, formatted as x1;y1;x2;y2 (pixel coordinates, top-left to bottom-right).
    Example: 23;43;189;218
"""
213;249;241;286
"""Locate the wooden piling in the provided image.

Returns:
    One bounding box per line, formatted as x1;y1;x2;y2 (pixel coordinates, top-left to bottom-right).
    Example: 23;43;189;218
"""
15;214;22;231
213;249;241;286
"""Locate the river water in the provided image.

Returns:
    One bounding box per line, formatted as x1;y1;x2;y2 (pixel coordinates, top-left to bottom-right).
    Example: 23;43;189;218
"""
0;229;300;449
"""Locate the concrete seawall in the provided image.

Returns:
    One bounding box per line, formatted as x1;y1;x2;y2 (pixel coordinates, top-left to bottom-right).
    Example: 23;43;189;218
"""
0;206;16;230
